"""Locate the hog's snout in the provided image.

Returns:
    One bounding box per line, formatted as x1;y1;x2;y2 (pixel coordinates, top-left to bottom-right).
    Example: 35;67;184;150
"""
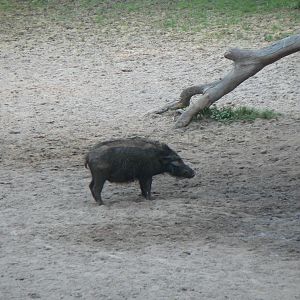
166;160;195;179
184;166;195;178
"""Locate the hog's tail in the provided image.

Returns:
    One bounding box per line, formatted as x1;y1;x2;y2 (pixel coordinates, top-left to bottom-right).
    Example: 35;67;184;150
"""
84;154;89;169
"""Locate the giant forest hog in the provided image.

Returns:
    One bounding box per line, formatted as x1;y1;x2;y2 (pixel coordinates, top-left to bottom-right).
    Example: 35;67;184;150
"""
85;137;195;205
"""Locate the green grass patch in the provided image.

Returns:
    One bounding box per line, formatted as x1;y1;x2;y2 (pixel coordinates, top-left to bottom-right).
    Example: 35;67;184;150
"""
88;0;300;38
0;0;15;11
196;105;281;122
1;0;299;39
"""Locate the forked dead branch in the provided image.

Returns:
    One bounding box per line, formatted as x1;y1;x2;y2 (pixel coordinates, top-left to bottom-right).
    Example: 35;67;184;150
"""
154;34;300;128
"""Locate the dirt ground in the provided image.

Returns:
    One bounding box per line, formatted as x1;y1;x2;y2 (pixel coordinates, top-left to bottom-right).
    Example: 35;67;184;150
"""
0;9;300;300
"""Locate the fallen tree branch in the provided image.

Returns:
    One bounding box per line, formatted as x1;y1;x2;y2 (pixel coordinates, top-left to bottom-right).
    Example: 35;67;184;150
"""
152;81;220;114
155;34;300;128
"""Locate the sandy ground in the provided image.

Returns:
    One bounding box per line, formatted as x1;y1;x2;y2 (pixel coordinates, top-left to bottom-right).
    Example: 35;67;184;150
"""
1;9;300;300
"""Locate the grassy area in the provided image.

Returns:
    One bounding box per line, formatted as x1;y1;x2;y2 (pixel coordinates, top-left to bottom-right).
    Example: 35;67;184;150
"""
94;0;299;37
1;0;299;39
196;105;281;122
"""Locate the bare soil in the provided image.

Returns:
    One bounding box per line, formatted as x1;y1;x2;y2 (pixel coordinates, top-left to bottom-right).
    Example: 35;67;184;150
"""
0;10;300;300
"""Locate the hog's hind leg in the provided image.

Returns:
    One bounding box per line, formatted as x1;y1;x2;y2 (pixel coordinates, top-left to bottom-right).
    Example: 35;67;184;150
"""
89;167;106;205
92;175;105;205
89;178;96;201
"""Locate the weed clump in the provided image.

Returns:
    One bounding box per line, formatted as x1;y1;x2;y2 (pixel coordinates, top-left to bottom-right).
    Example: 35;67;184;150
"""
196;105;280;122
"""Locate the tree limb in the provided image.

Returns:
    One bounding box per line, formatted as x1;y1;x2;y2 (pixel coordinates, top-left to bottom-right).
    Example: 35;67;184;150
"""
175;34;300;128
155;34;300;128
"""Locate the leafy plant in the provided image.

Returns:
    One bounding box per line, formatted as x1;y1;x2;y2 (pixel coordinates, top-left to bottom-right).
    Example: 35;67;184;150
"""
196;105;281;122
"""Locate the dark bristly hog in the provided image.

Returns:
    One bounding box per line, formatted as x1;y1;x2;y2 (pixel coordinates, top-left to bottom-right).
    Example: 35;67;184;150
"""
85;137;195;205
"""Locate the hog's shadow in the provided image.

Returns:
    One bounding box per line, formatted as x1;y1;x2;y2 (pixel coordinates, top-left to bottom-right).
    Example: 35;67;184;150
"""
91;194;159;207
